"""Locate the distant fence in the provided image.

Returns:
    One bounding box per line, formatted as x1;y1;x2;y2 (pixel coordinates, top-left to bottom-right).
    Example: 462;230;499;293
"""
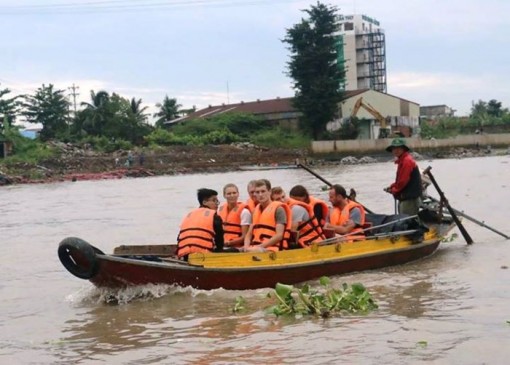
311;133;510;154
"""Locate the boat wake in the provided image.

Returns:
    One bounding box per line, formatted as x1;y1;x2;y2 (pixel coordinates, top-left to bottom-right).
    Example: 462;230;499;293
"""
66;283;226;305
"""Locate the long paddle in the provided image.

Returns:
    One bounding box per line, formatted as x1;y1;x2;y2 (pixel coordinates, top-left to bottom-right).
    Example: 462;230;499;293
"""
423;166;474;245
297;163;374;214
426;196;509;240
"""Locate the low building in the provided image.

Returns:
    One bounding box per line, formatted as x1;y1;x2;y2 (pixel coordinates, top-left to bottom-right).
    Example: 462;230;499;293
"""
420;105;455;119
330;88;420;138
173;89;420;139
165;98;301;130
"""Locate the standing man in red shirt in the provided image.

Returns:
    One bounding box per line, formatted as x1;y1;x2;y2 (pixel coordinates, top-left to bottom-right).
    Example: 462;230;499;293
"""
385;138;422;215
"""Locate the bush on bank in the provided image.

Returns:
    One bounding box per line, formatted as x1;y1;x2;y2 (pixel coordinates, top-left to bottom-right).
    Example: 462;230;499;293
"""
1;125;56;165
420;115;510;139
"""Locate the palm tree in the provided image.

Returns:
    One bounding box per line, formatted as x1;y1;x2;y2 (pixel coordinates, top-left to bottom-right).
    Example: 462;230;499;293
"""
129;97;149;124
79;90;110;135
81;90;110;110
154;96;182;128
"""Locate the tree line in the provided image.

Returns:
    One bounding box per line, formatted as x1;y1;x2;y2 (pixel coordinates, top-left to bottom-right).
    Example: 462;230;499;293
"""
420;99;510;139
2;2;508;153
0;83;189;143
0;2;345;150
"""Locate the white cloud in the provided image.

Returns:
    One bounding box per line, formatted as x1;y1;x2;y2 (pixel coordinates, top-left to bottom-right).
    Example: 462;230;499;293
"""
388;71;510;116
356;0;510;39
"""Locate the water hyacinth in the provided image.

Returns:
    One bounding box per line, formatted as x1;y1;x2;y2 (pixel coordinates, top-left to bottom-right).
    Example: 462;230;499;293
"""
268;276;378;318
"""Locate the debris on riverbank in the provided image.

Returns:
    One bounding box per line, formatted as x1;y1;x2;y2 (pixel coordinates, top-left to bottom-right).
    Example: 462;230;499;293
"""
0;143;507;186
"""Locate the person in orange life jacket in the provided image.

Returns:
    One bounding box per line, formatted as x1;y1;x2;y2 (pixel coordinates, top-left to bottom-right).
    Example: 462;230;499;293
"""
243;179;291;252
271;186;288;203
288;185;329;228
324;184;366;239
176;188;225;260
245;180;259;212
288;185;326;247
384;138;422;216
219;183;252;248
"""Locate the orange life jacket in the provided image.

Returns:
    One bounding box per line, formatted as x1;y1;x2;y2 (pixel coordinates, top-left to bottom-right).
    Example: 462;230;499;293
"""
308;196;329;227
287;198;326;247
252;201;292;251
245;198;257;213
218;202;247;244
330;200;366;240
176;207;216;258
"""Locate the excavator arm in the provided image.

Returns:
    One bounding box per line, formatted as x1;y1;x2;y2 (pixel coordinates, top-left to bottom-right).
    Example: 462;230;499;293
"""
350;97;390;138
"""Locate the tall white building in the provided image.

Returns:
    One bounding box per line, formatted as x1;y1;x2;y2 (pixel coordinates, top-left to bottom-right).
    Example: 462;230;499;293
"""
336;14;387;93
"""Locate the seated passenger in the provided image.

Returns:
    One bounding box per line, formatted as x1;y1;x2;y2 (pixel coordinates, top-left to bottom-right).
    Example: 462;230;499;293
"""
325;184;366;240
245;180;258;212
176;188;224;260
289;185;329;228
287;186;326;247
271;186;288;203
244;179;292;252
219;183;252;248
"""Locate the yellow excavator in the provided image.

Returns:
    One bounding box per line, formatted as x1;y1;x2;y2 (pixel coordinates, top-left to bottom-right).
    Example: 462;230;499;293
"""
350;97;390;138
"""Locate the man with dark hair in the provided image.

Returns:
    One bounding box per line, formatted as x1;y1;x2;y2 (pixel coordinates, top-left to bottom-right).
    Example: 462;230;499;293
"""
385;138;422;215
176;188;225;260
325;184;366;240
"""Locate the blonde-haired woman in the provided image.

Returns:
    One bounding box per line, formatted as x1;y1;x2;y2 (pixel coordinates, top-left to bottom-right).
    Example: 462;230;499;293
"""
218;183;252;248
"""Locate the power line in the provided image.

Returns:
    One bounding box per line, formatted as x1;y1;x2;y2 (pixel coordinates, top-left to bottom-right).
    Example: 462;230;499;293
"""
0;0;306;15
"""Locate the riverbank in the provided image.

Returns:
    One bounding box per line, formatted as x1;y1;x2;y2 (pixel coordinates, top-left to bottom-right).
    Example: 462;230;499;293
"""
0;143;305;185
0;142;508;186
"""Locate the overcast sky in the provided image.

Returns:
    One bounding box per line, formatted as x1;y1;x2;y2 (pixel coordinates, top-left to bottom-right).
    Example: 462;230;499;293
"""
0;0;508;120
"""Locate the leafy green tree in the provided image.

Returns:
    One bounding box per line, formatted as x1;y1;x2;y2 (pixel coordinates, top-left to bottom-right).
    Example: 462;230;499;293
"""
20;84;70;140
172;112;268;138
283;2;345;139
487;99;503;117
470;99;487;118
154;96;182;128
0;85;19;129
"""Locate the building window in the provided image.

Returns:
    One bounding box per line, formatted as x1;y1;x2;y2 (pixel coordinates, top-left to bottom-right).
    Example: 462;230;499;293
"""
344;22;353;31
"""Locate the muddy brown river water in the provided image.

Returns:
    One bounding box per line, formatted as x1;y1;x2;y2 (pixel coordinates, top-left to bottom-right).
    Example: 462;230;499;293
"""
1;155;509;364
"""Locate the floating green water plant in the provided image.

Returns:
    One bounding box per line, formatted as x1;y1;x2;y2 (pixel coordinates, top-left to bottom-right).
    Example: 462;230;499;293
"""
232;296;246;313
416;340;428;348
268;276;378;318
441;233;458;243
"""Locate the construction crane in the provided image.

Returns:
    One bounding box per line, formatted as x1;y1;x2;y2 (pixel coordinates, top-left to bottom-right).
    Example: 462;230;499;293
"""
350;97;390;138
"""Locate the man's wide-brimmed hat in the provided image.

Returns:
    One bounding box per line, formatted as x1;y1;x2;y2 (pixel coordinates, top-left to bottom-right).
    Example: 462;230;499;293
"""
386;137;410;152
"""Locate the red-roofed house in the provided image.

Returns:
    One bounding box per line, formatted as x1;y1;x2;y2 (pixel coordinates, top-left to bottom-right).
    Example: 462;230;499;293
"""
166;89;420;139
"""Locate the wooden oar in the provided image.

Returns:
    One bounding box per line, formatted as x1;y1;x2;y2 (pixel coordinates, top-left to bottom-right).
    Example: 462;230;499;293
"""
426;196;509;239
319;214;420;246
423;166;474;245
297;163;374;214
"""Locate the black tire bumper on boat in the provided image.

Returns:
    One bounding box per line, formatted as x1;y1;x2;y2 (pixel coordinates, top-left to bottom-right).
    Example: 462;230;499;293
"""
58;237;104;280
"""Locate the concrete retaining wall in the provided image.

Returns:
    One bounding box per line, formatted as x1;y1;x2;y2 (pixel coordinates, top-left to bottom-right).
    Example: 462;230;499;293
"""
312;133;510;154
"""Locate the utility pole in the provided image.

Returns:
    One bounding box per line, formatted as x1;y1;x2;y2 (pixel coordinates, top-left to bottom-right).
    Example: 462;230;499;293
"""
226;81;230;105
68;83;79;113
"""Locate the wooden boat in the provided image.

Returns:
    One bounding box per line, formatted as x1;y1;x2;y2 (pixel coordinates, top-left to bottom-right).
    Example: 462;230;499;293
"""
58;208;455;291
238;164;298;171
